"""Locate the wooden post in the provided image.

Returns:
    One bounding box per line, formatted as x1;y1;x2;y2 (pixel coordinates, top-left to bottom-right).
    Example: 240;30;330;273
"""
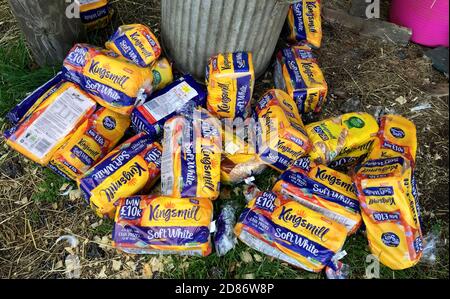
8;0;86;67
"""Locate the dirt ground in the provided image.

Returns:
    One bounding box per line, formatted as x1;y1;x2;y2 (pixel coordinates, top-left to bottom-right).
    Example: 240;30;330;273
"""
0;0;448;279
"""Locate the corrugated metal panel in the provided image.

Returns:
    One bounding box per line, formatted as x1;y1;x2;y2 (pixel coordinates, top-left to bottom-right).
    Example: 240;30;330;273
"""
161;0;291;81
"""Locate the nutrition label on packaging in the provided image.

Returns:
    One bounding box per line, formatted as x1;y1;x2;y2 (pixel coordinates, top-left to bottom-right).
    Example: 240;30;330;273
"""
17;87;94;159
142;81;198;123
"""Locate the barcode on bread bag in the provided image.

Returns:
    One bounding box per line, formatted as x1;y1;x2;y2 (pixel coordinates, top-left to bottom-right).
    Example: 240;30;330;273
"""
16;86;95;159
280;189;356;231
143;81;198;122
239;230;306;269
34;139;52;154
121;248;203;256
161;124;174;194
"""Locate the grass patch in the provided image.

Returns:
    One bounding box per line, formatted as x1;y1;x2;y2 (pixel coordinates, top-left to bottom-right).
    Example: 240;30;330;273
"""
31;169;74;203
0;39;57;118
90;219;114;236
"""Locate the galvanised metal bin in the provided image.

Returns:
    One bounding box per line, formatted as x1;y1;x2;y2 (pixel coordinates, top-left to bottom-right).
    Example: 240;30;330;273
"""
161;0;294;81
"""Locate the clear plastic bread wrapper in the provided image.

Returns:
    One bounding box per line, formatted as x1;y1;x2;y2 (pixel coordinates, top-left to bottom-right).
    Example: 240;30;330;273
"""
206;52;255;119
106;24;162;68
113;195;214;256
221;117;266;184
286;1;323;48
234;191;348;272
78;133;162;219
274;46;327;114
255;89;311;172
214;201;239;256
5;82;97;166
161;108;222;200
325;260;350;279
62;44;153;115
131;75;206;138
305;112;379;169
273;157;362;235
48;107;130;181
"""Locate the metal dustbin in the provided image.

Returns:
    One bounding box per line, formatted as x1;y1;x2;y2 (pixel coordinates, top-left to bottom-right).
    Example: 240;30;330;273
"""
161;0;294;81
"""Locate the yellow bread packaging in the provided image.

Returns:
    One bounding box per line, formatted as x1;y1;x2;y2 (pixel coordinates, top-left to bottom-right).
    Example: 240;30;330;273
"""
353;157;423;270
78;133;162;219
274;46;327;113
305;112;379;168
80;0;113;30
206;52;255;119
4;82;97;166
161;108;222;200
353;115;423;270
48;107;130;180
113;195;213;256
151;58;174;91
286;1;323;48
62;44;153;115
106;24;162;68
273;157;361;234
235;191;348;272
255;89;311;172
368;114;417;164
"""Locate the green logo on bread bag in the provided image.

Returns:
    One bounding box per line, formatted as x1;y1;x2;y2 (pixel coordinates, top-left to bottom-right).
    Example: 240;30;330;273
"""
152;70;162;87
344;117;365;129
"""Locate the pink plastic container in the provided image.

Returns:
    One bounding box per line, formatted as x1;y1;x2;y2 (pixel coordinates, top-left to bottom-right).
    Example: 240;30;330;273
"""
390;0;449;47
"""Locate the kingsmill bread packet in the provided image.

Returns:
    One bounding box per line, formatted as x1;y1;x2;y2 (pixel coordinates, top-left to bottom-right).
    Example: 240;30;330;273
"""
353;115;423;270
286;0;323;48
79;0;113;30
274;46;328;114
150;58;174;91
206;52;255;119
161;108;223;200
48;107;130;181
255;89;311;172
234;191;348;272
273;157;361;234
4;82;97;166
305;112;379;168
62;44;153;116
6;72;64;125
78;133;162;219
113;195;214;256
106;24;162;68
131;75;206;138
353;156;423;270
368;114;418;165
